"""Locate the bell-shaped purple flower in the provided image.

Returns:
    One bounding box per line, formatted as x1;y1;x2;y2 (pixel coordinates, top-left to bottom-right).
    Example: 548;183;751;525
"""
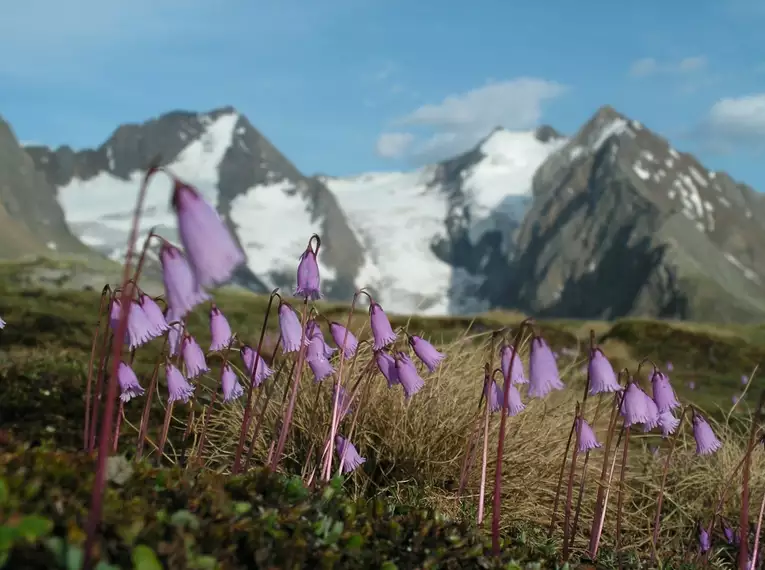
642;391;660;430
181;334;210;379
209;305;234;351
693;413;722;455
723;522;739;546
278;302;307;354
486;379;503;413
0;317;5;329
376;351;399;387
588;349;621;394
651;369;680;413
395;352;425;400
657;411;681;437
500;345;526;384
165;362;195;403
333;383;353;420
117;361;145;402
307;320;336;359
307;336;334;382
139;294;169;335
335;435;366;474
171;180;245;289
111;298;158;351
329;322;358;359
167;319;183;357
240;345;274;387
576;418;601;452
409;335;444;373
699;523;711;553
528;336;564;398
221;363;244;402
370;302;396;351
294;236;321;300
621;382;650;427
504;383;525;416
159;242;210;318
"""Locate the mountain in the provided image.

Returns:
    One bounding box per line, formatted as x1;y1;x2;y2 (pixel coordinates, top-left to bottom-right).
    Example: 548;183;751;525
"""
503;105;765;322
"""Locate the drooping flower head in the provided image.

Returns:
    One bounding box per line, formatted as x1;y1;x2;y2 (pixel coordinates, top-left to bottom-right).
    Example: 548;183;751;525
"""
657;411;681;438
650;369;681;413
375;351;399;387
165;362;195;403
588;348;622;395
181;333;209;379
278;301;307;354
528;336;564;398
723;522;739;546
139;293;169;335
576;418;602;452
369;301;396;351
699;522;711;553
0;317;5;329
307;336;334;382
110;297;157;351
621;381;650;427
171;179;245;289
504;383;526;416
409;335;444;373
240;345;274;387
333;383;353;420
117;361;145;402
693;412;722;455
159;242;210;318
329;321;358;359
485;378;503;413
395;352;425;400
209;304;234;351
294;234;321;300
500;345;526;385
221;363;244;402
642;391;660;431
167;317;183;357
306;319;336;359
335;435;366;474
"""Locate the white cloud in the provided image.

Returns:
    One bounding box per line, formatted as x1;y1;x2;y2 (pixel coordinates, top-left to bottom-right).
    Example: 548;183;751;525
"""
700;93;765;151
628;56;708;78
375;132;415;158
378;78;566;162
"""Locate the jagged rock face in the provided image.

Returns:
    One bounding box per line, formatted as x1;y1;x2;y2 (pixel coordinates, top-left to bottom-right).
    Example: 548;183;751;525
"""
506;106;765;323
25;108;365;299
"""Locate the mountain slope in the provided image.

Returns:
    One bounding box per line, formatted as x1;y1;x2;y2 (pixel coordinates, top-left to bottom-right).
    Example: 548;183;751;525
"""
25;108;365;299
322;127;566;315
504;105;765;322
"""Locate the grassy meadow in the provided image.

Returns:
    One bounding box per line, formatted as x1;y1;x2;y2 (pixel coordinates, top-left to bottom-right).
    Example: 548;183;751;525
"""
1;272;764;569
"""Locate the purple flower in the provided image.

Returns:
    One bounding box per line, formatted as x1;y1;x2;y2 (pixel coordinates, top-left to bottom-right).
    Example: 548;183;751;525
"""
588;349;622;394
166;314;183;357
485;379;503;413
278;302;307;354
294;236;321;300
693;413;722;455
159;242;210;318
621;382;650;427
111;298;158;351
409;335;444;373
699;523;711;553
369;302;396;351
335;435;366;474
332;383;353;420
742;374;749;385
171;180;245;289
500;345;527;385
221;363;244;402
0;317;5;329
733;394;740;404
181;334;209;379
650;369;680;414
166;362;195;403
306;320;336;359
209;305;234;351
528;336;564;398
307;336;334;382
395;352;425;400
504;383;525;416
117;361;144;402
139;294;169;335
723;523;738;545
642;391;660;431
688;380;696;390
666;361;674;372
576;418;601;452
376;351;399;387
329;321;358;359
657;411;681;437
240;345;274;387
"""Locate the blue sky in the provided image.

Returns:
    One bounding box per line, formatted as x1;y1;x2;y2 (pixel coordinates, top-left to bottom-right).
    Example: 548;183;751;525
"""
1;0;764;188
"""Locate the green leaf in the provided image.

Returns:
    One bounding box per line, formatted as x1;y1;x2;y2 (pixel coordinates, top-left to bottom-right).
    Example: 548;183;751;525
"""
0;479;8;507
169;510;200;531
132;545;163;570
65;545;84;570
232;502;251;516
15;515;53;541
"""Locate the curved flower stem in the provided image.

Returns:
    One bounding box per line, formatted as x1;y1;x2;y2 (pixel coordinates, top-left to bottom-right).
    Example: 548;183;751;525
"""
615;425;631;570
82;158;161;570
568;450;591;550
270;298;311;472
478;366;500;525
233;289;279;473
635;357;659;378
491;317;533;556
550;403;579;536
135;358;162;460
88;326;114;452
84;285;111;450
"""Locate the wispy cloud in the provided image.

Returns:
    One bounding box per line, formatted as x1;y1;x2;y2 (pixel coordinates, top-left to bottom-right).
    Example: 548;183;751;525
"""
375;132;415;158
695;93;765;153
628;56;708;79
376;78;566;162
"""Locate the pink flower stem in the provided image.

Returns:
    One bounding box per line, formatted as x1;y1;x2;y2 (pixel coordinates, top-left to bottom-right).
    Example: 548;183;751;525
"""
491;317;534;556
337;363;376;475
81;159;161;570
615;425;631;569
83;285;111;451
112;401;124;454
135;359;161;460
549;407;578;536
750;492;765;570
88;330;113;452
477;366;495;525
